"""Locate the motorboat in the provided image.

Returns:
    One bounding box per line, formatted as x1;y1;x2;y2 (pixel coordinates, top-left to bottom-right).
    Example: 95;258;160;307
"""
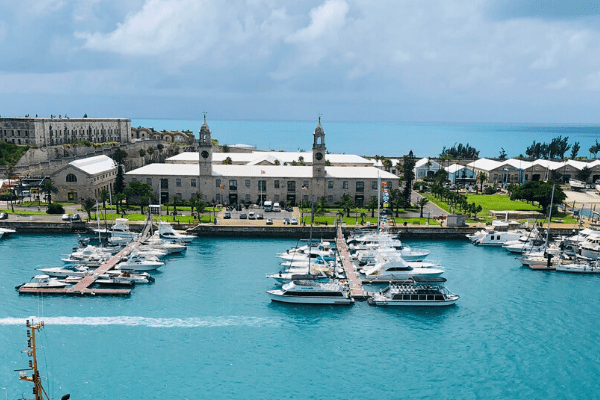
277;242;336;262
141;238;187;254
579;234;600;260
105;270;155;283
93;273;135;287
467;220;528;246
569;179;586;191
110;218;138;238
69;245;114;260
355;244;430;264
37;263;91;278
117;254;164;271
267;280;354;305
367;277;459;306
266;269;331;284
0;227;16;237
16;275;70;289
556;260;600;274
158;222;195;243
361;254;444;281
60;255;106;267
518;251;572;270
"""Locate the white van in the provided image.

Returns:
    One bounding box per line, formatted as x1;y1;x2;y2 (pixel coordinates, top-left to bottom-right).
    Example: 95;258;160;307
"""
273;202;280;212
264;201;272;212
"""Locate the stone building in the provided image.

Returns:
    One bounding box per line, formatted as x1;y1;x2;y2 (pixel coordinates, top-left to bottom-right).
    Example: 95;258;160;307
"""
125;118;399;206
51;155;117;202
131;127;195;144
0;117;131;147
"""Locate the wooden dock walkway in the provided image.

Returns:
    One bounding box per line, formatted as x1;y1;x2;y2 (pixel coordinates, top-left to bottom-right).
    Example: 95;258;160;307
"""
336;226;368;300
19;222;152;296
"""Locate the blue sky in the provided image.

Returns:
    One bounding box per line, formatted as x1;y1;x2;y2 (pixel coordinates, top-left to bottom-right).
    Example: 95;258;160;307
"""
1;0;600;123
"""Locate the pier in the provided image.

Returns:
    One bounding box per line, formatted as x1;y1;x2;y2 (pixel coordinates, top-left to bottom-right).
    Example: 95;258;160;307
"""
19;224;151;296
336;225;369;300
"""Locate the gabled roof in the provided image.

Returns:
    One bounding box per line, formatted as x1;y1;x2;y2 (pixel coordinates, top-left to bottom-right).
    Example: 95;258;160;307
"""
414;157;442;169
503;158;533;169
467;158;504;171
445;164;470;173
69;155;117;175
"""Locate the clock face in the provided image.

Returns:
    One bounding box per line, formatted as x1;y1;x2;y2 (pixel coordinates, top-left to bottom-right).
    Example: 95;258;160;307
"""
201;151;209;159
315;152;323;161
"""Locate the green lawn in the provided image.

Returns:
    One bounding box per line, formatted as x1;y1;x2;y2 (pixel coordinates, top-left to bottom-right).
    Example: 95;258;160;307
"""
302;216;441;226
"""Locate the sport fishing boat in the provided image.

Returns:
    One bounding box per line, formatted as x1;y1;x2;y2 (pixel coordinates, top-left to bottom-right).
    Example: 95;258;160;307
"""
267;280;354;305
15;275;70;290
157;222;195;243
361;254;444;281
579;234;600;260
117;254;164;271
37;263;91;278
556;259;600;274
467;220;528;246
367;277;459;306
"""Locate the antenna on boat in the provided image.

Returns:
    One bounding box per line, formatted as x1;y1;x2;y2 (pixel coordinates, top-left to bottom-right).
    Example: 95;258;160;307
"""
17;319;55;400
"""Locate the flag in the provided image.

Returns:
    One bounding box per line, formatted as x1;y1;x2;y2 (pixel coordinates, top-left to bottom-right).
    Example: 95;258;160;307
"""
261;170;265;175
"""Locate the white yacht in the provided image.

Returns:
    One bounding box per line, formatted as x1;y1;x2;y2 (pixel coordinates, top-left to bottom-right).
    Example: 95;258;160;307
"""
267;280;354;305
361;255;444;281
467;220;528;246
16;275;70;289
37;264;91;278
105;270;156;283
141;238;187;254
158;222;195;243
0;227;16;237
556;260;600;274
266;269;331;284
356;244;430;264
368;277;459;306
118;255;164;271
110;218;138;238
579;234;600;260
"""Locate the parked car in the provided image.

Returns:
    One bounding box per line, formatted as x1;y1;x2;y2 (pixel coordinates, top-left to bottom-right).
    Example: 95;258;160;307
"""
71;213;81;221
223;212;231;219
61;214;71;221
256;213;264;220
248;212;256;220
291;218;298;225
283;218;290;225
266;218;273;225
0;212;8;220
286;207;293;212
239;213;247;219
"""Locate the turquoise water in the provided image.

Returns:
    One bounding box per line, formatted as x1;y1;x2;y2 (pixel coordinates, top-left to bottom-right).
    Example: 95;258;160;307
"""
132;118;600;159
1;234;600;399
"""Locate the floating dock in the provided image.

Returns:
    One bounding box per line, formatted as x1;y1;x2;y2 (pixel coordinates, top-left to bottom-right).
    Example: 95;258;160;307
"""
19;224;151;296
336;226;369;300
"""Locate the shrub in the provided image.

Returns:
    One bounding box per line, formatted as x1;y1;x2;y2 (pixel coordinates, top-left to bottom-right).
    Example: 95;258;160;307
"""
484;186;497;195
46;203;65;214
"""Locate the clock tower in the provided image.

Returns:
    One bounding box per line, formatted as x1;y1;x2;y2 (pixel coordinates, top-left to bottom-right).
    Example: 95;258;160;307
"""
312;117;326;179
198;115;212;178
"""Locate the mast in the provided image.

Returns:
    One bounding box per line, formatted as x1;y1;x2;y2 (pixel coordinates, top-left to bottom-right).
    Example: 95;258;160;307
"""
377;170;381;233
18;319;50;400
544;183;556;249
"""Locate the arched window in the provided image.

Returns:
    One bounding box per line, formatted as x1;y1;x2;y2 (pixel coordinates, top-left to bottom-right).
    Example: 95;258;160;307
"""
66;173;77;183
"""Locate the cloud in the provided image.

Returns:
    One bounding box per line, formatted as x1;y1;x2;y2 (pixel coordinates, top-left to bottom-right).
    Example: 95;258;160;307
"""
546;77;569;89
285;0;349;43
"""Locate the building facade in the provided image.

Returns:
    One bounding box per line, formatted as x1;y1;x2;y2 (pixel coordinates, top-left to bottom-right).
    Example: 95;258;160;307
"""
0;117;131;147
51;155;117;202
126;119;399;207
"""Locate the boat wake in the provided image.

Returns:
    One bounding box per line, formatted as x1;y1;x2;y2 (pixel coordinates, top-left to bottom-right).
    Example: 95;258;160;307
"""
0;316;279;328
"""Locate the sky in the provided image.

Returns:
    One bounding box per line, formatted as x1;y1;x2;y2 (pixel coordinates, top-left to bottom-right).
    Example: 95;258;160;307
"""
1;0;600;123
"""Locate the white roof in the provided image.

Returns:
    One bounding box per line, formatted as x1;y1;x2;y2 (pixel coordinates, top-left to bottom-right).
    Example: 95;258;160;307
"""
467;158;504;171
126;163;398;179
167;151;373;165
69;155;116;175
565;159;588;170
445;164;470;173
503;158;533;169
415;157;441;169
531;159;564;170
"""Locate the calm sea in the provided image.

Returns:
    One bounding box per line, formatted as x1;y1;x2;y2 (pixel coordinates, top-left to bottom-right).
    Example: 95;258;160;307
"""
132;119;600;159
1;234;599;399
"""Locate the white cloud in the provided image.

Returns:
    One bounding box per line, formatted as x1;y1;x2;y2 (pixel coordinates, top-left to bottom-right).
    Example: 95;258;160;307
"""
285;0;349;43
546;77;569;89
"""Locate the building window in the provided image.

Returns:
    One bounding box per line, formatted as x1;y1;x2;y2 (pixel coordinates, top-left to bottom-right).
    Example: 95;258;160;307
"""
303;195;309;201
245;180;251;188
176;178;182;187
66;173;77;183
356;181;364;192
216;179;221;188
387;181;392;189
229;180;237;190
146;178;152;186
161;178;169;189
343;181;348;189
287;181;296;192
274;194;280;202
258;180;266;191
216;194;221;203
372;181;378;190
328;181;334;189
274;180;280;189
327;195;333;203
302;181;309;190
176;193;183;200
245;194;251;203
191;178;196;187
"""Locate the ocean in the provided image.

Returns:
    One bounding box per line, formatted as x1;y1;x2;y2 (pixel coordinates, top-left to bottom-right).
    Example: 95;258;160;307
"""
1;234;599;399
131;119;600;160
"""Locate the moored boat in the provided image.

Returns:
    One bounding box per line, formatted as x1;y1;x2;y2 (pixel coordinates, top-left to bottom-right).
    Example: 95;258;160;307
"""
367;277;459;306
267;280;354;305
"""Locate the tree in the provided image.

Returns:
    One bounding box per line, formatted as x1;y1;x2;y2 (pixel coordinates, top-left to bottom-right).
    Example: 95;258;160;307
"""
510;181;566;215
382;158;392;172
439;143;479;159
111;149;128;195
589;140;600;158
139;148;146;157
570;142;580;159
42;179;58;205
418;198;429;218
223;157;233;165
402;151;416;207
81;198;96;220
340;194;354;217
114;192;126;216
126;181;154;214
478;172;487;192
172;194;179;221
576;166;592;182
367;196;378;218
499;148;507;161
434;169;447;185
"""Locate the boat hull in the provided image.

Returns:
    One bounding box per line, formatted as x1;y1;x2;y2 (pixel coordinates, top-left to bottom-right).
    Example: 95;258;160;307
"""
267;290;354;305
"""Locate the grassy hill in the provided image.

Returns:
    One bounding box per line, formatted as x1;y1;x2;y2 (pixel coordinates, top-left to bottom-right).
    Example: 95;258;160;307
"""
0;142;32;166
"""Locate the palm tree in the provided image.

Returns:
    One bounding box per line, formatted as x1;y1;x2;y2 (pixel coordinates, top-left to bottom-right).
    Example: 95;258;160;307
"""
367;196;378;218
81;198;96;220
418;198;429;218
478;172;487;192
114;192;126;216
340;194;354;217
172;194;179;221
42;179;59;205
